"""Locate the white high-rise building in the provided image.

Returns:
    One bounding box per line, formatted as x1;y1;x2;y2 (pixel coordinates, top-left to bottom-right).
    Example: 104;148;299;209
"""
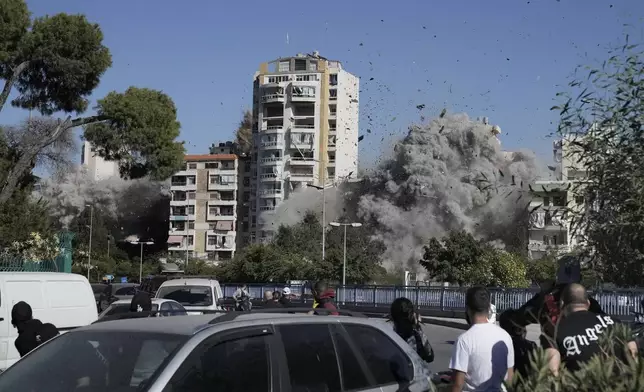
249;52;360;243
80;141;119;181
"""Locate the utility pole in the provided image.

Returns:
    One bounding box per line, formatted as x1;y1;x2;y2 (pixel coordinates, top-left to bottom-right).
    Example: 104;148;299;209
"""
329;221;362;304
86;204;93;281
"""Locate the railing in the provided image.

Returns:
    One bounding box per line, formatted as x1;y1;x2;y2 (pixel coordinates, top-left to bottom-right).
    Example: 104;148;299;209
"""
220;284;644;319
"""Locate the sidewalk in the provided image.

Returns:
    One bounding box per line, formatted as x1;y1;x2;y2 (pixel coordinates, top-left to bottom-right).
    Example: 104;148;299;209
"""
422;316;541;342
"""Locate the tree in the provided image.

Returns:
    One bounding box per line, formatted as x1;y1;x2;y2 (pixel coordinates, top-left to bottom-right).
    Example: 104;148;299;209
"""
419;230;529;287
234;110;253;156
525;255;557;285
219;244;313;283
0;0;185;203
552;37;644;286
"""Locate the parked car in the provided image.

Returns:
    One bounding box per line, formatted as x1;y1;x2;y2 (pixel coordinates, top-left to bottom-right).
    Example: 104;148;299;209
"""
155;278;224;314
0;309;433;391
0;272;98;370
97;298;187;320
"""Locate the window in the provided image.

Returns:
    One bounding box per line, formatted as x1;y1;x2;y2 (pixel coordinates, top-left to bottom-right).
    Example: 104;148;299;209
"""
210;192;219;199
575;195;584;205
243;178;250;186
208;236;217;246
329;74;338;86
0;331;184;391
243;192;250;202
343;324;413;385
331;326;370;390
159;301;172;316
187;163;197;170
205;162;219;169
114;286;137;296
294;59;307;71
278;324;341;392
163;333;270;392
188;236;194;246
188;222;195;230
188;205;195;215
279;61;290;72
543;197;550;206
188;191;196;200
156;285;212;307
309;60;318;71
187;176;196;185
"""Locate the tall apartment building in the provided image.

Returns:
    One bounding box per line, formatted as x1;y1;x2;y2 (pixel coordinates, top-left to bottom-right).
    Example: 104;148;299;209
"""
167;153;243;263
80;141;119;181
528;136;587;259
249;52;360;242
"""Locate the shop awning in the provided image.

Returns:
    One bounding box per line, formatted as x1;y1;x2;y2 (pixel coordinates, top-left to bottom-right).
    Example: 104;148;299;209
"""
167;235;183;244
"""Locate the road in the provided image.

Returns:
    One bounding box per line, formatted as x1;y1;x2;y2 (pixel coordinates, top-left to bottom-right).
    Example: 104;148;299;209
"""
420;323;462;371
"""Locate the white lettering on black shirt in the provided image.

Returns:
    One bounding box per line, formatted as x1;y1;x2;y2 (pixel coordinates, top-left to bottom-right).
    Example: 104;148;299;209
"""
560;315;615;357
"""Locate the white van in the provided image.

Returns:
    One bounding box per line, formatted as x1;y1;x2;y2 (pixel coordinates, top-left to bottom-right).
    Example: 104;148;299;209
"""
0;272;98;370
155;278;224;315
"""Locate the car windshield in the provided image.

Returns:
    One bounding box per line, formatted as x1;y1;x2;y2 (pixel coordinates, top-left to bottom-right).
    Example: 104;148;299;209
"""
156;285;213;306
0;330;186;392
102;303;159;318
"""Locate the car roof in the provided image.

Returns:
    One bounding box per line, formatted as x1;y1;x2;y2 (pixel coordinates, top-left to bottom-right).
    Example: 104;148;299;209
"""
110;299;176;305
77;312;380;336
158;278;217;287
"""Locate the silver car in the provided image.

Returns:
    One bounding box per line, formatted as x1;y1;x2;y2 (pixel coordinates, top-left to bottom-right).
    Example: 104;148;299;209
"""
0;310;435;392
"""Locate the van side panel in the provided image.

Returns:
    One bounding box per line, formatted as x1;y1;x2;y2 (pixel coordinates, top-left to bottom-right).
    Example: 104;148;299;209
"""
45;280;98;329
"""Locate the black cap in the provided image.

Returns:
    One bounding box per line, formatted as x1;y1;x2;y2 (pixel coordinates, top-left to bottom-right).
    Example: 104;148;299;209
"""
130;292;152;312
11;301;33;325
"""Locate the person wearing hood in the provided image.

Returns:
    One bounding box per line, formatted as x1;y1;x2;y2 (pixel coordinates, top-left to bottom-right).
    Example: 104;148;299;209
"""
95;292;154;324
11;301;59;357
310;281;338;315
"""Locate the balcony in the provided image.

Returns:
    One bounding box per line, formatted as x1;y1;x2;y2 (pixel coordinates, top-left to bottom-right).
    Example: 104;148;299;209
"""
291;92;316;102
169;215;188;221
170;199;190;206
528;242;570;253
292;124;315;133
208;198;236;207
260;156;283;165
170;182;197;191
329;128;337;134
260;188;282;197
208;181;237;191
262;125;284;134
206;240;236;252
207;212;236;221
261;140;284;149
289;156;316;165
261;93;285;104
329;111;337;119
260;205;276;212
289;171;314;182
260;173;280;182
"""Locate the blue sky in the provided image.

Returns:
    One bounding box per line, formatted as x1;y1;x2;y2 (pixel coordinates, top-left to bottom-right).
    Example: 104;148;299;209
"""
4;0;643;168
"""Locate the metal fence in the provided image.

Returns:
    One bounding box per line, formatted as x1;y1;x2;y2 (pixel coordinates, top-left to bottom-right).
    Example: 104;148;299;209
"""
222;284;644;318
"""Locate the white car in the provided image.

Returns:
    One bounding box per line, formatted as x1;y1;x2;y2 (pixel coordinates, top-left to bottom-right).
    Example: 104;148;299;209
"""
155;278;224;315
98;298;187;319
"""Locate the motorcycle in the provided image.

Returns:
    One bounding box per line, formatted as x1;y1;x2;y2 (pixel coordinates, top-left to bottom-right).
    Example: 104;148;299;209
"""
235;295;252;312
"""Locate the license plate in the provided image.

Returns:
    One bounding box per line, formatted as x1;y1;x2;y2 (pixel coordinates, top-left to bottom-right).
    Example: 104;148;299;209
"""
187;311;204;315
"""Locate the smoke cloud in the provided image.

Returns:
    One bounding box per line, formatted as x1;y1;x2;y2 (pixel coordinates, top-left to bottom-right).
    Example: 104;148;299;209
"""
264;112;545;272
34;167;169;240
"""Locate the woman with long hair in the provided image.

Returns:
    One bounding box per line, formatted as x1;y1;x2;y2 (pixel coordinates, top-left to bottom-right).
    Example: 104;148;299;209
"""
390;297;434;364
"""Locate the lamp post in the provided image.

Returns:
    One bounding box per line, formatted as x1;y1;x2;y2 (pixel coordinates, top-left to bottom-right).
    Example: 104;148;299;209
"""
85;204;93;281
329;221;362;304
307;181;333;261
129;239;154;283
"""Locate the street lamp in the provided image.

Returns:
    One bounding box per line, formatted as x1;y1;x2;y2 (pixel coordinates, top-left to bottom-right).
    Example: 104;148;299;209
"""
85;204;93;281
307;181;334;261
129;239;154;283
329;221;362;303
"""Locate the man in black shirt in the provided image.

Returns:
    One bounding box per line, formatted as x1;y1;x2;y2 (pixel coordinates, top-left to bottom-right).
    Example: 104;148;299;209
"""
545;284;638;374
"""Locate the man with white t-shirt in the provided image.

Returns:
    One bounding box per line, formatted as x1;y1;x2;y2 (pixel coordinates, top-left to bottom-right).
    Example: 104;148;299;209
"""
449;286;514;392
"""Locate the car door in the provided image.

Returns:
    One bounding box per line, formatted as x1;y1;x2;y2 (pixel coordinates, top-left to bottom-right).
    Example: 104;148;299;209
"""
160;326;277;392
275;323;379;392
342;323;431;392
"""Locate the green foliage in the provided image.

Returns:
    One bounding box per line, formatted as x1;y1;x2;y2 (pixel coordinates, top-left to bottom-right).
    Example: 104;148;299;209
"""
234;110;253;155
83;87;185;180
526;255;557;284
1;4;112;114
221;212;385;283
420;230;529;287
0;0;30;65
508;324;643;391
551;36;644;286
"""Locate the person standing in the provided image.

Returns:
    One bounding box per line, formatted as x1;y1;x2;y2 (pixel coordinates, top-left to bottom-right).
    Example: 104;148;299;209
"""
309;281;338;315
390;297;434;364
11;301;59;357
449;286;514;392
499;309;536;379
262;290;282;308
279;287;292;307
233;284;251;311
543;283;637;375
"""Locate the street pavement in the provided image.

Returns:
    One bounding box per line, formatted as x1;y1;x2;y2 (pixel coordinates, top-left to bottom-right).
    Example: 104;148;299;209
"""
420;323;462;371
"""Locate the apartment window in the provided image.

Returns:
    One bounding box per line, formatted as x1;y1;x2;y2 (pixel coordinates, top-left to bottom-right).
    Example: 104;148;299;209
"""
187;176;196;185
243;192;250;202
207;236;217;246
188;236;194;246
543;197;550;206
209;206;219;215
208;223;216;230
552;196;564;206
210;192;220;199
329;105;337;115
188;205;195;215
205;162;219;169
329;74;338;86
220;175;235;185
294;59;307;71
309;60;318;71
575;196;584;205
243;178;250;186
188;191;196;200
187;163;197;170
329;89;337;100
278;61;290;72
188;222;195;229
